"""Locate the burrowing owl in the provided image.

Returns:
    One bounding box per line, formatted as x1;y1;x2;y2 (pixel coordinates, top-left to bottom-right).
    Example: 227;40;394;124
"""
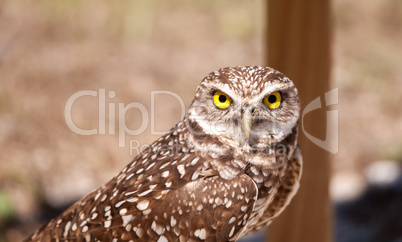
26;66;302;241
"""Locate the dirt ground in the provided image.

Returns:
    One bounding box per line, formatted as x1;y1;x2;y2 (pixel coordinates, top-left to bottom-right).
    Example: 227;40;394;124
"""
0;0;401;241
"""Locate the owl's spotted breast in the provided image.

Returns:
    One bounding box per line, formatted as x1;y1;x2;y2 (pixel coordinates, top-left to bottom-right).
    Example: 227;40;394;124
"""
26;66;302;241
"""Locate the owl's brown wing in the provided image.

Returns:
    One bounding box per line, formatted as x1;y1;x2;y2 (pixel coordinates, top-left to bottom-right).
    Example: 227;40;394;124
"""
87;173;259;241
28;173;258;242
27;130;259;241
245;147;302;234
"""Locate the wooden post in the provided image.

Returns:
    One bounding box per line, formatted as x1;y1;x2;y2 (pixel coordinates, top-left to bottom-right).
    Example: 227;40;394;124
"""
266;0;333;241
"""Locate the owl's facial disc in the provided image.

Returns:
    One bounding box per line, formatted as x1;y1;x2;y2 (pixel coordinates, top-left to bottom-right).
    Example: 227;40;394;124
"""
187;66;300;151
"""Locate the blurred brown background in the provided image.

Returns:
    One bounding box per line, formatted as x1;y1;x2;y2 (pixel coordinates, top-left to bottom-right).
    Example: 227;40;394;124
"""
0;0;401;241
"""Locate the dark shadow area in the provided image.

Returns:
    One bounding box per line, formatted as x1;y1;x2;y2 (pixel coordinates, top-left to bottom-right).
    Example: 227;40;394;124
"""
336;175;402;242
1;199;75;241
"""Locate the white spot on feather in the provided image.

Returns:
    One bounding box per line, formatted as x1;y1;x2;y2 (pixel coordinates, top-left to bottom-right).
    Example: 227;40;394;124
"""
170;216;177;227
191;157;200;165
157;235;168;242
136;228;144;237
119;208;127;215
229;217;236;224
143;209;152;215
127;197;138;203
199;228;206;239
229;226;235;237
177;164;185;177
115;200;126;208
161;171;169;178
122;215;133;226
63;221;71;238
91;213;98;220
138;189;152;196
136;200;149;210
152;221;165;235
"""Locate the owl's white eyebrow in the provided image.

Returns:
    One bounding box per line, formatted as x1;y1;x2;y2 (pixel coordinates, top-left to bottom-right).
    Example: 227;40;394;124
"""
247;82;294;104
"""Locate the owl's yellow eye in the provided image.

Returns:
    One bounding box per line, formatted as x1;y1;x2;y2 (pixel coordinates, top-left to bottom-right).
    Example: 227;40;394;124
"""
263;91;282;109
213;91;232;109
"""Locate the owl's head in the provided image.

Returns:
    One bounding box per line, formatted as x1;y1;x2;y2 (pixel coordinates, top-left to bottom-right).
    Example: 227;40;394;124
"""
187;66;300;150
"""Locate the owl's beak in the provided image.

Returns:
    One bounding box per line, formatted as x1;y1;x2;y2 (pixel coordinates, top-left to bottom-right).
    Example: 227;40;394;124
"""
242;108;252;139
